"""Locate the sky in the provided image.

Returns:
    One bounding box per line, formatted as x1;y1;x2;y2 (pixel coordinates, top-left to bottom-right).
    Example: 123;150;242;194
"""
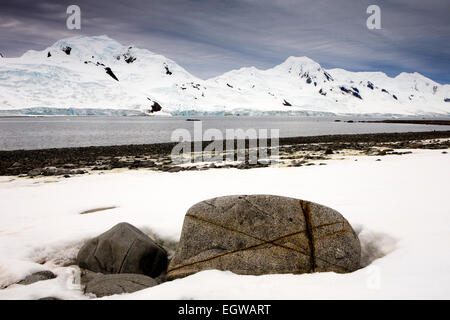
0;0;449;83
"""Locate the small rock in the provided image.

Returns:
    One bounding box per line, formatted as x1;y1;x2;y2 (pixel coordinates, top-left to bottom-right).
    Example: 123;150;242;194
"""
258;160;270;165
92;165;112;171
18;271;56;285
56;169;70;175
43;167;58;176
140;160;156;167
83;273;158;298
237;162;250;169
27;168;42;177
290;161;302;167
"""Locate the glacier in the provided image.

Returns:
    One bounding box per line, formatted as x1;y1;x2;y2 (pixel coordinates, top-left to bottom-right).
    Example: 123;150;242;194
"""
0;35;449;116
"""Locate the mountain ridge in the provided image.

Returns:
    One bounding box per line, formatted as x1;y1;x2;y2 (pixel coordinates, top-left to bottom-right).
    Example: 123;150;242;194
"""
0;35;449;116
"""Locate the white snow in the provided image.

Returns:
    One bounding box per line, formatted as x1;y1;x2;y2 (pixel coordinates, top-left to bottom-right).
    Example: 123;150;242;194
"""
0;35;449;116
0;149;449;299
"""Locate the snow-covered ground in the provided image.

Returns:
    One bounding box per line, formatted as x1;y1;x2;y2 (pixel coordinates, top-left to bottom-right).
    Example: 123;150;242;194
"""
0;149;449;299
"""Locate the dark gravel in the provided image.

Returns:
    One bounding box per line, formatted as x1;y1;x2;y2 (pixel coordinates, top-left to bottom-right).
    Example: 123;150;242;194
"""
1;130;449;176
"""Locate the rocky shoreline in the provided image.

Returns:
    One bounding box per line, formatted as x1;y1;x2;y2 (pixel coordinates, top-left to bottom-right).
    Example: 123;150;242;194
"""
1;130;449;177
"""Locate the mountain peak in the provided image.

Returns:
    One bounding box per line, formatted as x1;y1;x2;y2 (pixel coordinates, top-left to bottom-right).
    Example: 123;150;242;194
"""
51;35;124;56
395;71;436;84
272;56;322;74
269;56;335;83
18;34;127;61
283;56;317;64
53;34;118;45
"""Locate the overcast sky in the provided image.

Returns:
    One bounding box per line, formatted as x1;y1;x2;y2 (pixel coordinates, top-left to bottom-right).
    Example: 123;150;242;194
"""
1;0;449;83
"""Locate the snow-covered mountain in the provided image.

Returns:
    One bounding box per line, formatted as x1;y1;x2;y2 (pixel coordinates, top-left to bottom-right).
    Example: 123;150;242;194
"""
0;35;449;116
206;56;450;116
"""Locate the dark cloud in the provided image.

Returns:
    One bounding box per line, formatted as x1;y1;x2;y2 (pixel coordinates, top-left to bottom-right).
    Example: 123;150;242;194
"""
0;0;449;83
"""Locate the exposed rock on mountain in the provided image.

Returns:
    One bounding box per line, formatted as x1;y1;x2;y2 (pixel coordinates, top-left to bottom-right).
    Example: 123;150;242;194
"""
105;67;119;81
62;46;71;55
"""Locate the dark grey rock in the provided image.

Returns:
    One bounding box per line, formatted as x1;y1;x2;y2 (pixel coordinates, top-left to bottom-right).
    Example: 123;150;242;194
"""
290;161;303;167
18;271;56;285
76;222;168;278
43;167;58;176
237;162;250;169
28;168;42;177
83;272;158;298
168;195;360;280
56;169;70;175
92;165;112;171
140;160;156;167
